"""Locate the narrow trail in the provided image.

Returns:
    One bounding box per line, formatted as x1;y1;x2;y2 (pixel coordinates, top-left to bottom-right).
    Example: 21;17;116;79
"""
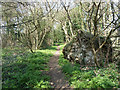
48;46;72;89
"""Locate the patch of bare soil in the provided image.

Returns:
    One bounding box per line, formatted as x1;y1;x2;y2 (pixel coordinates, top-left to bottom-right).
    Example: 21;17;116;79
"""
47;46;73;89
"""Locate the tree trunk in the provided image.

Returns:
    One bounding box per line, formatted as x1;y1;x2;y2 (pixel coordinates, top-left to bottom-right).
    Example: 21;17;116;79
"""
69;21;74;37
38;29;47;49
91;41;100;68
62;22;70;42
93;51;100;68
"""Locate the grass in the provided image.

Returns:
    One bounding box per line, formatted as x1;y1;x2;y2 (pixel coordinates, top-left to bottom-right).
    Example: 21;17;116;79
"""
2;44;120;88
2;46;57;88
59;45;120;88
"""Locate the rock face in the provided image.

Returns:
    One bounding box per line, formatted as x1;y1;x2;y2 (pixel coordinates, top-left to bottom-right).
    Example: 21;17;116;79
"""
63;30;112;66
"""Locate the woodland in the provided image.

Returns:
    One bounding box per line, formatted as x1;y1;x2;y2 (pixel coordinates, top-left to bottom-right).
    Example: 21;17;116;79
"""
0;0;120;89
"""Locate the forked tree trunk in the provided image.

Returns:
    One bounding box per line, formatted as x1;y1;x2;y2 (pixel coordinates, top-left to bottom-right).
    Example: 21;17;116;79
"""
93;51;100;68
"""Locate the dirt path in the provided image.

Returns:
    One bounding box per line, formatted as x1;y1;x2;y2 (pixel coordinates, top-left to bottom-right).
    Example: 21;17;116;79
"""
48;46;72;89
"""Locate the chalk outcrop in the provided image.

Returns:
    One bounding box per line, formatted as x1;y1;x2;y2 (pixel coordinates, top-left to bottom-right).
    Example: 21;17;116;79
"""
63;30;112;66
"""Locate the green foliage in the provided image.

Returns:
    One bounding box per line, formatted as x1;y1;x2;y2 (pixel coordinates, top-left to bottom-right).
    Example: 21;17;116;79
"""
61;63;73;75
59;51;120;88
53;25;65;43
34;80;51;88
53;43;65;46
88;75;117;88
2;46;57;88
58;54;69;66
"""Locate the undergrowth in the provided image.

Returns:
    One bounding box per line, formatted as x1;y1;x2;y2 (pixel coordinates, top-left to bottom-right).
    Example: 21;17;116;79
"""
59;46;120;89
2;46;56;88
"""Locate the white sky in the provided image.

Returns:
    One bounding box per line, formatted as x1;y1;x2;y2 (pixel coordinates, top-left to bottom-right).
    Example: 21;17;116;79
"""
0;0;119;2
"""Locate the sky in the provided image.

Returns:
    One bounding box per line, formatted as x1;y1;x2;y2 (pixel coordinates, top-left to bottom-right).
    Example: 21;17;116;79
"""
0;0;119;2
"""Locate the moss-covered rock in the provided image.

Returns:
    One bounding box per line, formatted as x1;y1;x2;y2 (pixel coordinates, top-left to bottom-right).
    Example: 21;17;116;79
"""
63;30;112;66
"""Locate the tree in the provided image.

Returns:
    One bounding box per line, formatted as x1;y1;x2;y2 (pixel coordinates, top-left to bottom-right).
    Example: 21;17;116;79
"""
1;2;55;52
72;1;120;67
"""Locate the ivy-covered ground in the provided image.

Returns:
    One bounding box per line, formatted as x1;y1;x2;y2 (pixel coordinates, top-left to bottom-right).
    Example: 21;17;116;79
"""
2;46;57;88
2;44;120;89
59;45;120;88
